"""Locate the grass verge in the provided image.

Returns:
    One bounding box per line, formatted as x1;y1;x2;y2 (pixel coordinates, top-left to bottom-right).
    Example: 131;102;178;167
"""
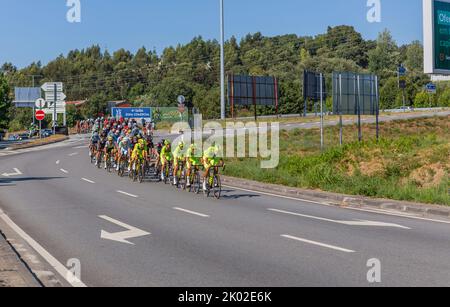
10;135;69;150
223;116;450;206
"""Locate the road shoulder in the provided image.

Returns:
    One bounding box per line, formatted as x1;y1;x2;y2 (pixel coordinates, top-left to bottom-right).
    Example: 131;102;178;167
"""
222;176;450;221
0;209;65;287
0;229;41;287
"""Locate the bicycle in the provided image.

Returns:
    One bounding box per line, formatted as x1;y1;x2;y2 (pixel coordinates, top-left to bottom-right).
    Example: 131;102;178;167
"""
131;157;145;183
117;154;128;177
204;164;225;199
161;161;173;185
89;145;97;164
105;152;114;173
184;164;202;194
174;160;186;189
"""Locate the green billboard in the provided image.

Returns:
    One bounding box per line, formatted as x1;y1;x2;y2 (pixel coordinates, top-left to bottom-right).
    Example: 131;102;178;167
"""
434;1;450;70
424;0;450;74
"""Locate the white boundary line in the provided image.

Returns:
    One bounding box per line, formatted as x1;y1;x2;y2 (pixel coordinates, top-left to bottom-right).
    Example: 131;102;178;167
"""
117;190;138;198
173;207;210;218
281;235;355;253
0;210;87;287
224;184;450;225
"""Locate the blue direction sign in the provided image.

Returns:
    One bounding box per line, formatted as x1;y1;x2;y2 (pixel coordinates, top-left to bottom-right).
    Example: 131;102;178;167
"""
112;107;152;120
398;66;407;76
425;83;437;94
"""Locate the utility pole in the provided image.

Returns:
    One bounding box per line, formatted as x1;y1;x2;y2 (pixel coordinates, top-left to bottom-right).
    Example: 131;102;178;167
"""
220;0;226;120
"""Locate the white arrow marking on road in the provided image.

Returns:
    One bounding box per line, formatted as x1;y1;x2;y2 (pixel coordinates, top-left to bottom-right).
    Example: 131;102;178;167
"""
99;215;150;245
2;168;23;177
268;208;411;230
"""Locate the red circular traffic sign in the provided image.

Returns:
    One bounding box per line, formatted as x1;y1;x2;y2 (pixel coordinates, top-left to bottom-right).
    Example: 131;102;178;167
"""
35;110;45;121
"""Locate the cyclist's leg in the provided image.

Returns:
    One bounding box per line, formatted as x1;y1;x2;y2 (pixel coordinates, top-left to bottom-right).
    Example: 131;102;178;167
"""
186;160;192;186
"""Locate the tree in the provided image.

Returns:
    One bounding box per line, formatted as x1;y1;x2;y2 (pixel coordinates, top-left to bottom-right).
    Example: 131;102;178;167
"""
368;30;400;77
0;73;11;130
405;41;424;72
82;93;109;118
380;77;401;110
414;91;432;108
438;88;450;107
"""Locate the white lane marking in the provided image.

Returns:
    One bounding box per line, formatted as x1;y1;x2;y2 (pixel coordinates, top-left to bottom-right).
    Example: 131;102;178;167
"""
2;168;23;177
81;178;95;184
73;146;88;149
268;208;410;230
281;235;355;253
0;209;87;287
68;152;79;157
173;207;210;218
56;160;60;165
99;215;150;245
60;169;69;174
225;185;450;225
117;190;138;198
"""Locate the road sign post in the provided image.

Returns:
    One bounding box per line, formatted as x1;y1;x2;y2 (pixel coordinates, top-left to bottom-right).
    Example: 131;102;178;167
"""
35;98;45;139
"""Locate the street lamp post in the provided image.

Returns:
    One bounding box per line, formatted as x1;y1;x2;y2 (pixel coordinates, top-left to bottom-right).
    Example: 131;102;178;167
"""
220;0;225;120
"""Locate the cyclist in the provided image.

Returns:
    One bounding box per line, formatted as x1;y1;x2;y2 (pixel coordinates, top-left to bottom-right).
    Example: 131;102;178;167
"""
96;133;107;166
130;139;146;173
116;135;130;172
90;131;100;158
185;144;202;187
172;141;186;186
202;143;223;191
160;140;173;181
104;136;116;169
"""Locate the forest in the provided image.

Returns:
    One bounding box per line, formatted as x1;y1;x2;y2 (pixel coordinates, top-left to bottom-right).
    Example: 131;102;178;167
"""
0;25;448;130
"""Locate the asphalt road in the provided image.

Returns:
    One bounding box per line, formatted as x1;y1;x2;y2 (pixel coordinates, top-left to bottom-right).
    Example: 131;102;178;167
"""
1;135;450;287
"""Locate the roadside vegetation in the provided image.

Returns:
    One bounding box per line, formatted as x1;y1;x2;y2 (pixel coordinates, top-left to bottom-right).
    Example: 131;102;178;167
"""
2;27;450;131
224;116;450;205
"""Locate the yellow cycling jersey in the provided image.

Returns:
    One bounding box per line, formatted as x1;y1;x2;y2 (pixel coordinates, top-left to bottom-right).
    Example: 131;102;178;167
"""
132;144;144;158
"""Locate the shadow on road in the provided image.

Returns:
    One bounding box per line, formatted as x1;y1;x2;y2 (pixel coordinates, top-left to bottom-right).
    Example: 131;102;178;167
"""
0;177;64;186
221;189;260;200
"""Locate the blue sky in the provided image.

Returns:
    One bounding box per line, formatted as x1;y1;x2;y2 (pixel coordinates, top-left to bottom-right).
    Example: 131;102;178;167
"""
0;0;423;68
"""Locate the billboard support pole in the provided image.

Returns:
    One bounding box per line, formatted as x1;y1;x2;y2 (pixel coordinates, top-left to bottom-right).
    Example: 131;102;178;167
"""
320;73;324;151
275;77;279;118
375;75;380;142
339;74;343;146
252;76;257;121
357;75;362;142
231;75;235;120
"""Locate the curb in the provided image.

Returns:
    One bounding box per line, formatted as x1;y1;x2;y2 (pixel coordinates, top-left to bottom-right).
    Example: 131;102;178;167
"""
221;176;450;220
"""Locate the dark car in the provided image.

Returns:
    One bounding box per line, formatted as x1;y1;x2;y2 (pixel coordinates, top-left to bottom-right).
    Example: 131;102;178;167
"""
18;134;30;140
42;129;54;138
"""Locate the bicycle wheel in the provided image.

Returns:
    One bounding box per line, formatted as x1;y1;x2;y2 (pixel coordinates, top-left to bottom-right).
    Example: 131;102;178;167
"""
107;157;112;173
97;155;102;169
212;175;222;199
193;172;201;194
139;163;145;183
